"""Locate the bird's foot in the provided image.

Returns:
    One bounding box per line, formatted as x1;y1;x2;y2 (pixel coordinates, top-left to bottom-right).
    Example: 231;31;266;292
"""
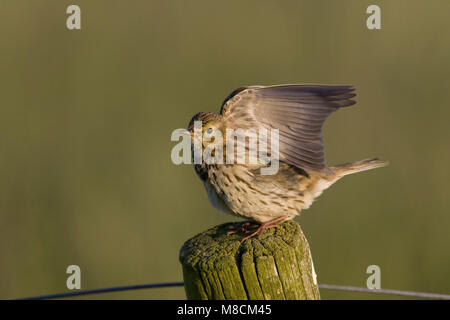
226;221;256;236
241;216;289;242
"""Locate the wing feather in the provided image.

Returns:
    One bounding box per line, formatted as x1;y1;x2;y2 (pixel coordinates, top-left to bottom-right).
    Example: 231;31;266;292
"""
220;84;356;171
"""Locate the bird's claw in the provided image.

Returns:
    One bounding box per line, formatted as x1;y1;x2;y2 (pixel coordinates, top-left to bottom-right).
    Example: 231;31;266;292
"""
240;216;289;242
225;221;257;236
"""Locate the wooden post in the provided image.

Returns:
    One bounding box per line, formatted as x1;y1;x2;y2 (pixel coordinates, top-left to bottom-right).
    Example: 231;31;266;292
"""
179;220;320;300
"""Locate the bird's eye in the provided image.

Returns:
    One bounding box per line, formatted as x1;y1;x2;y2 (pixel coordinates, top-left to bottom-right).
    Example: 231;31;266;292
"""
206;128;213;134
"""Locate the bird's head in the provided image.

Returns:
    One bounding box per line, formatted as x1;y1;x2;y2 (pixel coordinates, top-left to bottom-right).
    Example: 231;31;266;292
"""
186;112;224;150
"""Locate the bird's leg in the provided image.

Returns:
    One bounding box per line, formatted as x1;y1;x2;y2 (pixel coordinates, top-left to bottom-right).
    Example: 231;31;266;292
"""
226;221;256;236
241;215;289;241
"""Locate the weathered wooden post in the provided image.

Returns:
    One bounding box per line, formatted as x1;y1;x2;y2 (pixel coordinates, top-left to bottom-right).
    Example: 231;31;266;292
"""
179;220;320;300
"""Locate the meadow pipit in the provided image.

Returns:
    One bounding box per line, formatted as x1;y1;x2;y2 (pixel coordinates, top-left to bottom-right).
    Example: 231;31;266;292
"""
185;84;388;240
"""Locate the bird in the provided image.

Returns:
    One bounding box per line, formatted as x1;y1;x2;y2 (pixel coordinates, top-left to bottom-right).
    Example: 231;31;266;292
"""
185;84;388;240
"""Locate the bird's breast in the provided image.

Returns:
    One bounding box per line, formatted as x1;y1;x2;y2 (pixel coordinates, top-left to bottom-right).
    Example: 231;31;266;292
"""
196;163;314;223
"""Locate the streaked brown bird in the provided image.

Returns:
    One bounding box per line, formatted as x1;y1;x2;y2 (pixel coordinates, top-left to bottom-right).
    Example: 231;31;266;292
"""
186;84;388;240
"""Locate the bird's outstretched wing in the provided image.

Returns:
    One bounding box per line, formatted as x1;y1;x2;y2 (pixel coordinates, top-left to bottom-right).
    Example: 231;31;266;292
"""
220;84;356;171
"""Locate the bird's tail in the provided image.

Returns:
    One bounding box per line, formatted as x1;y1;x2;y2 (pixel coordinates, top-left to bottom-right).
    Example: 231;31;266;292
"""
330;158;389;178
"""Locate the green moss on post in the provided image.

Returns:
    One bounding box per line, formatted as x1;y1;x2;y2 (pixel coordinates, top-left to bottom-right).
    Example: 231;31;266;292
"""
179;220;320;300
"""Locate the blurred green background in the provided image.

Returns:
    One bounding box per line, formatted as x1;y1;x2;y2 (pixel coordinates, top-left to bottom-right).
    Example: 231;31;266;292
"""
0;0;449;299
